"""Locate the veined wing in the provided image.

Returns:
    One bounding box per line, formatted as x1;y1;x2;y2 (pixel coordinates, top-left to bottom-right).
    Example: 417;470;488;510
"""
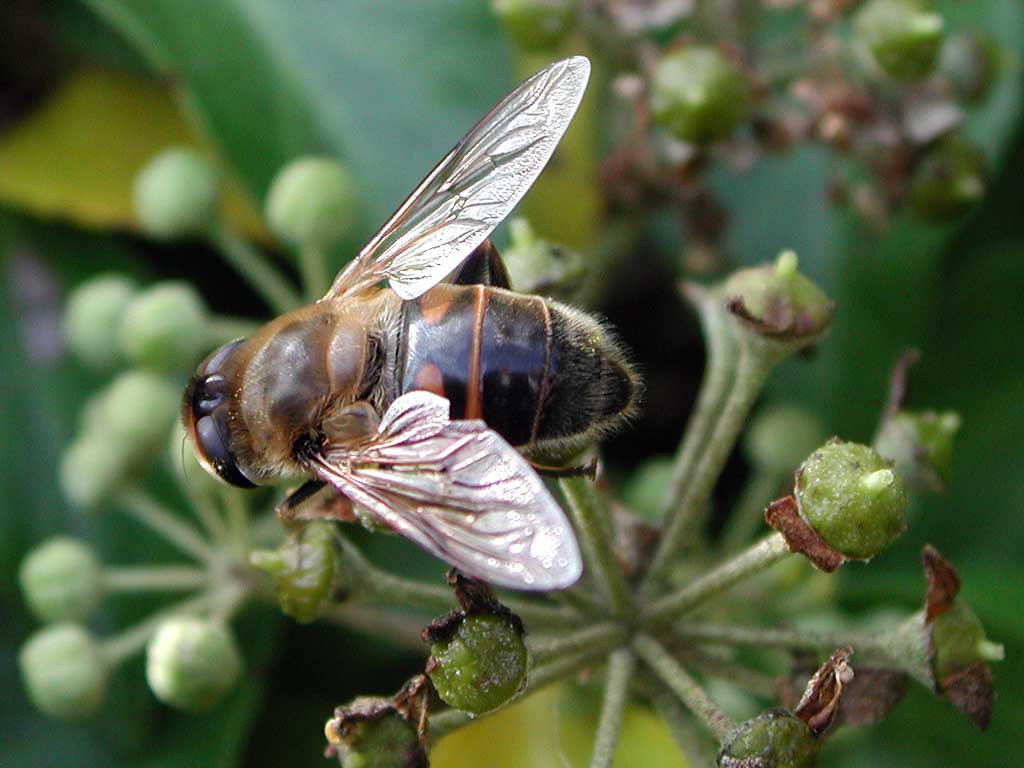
323;56;590;302
306;392;583;591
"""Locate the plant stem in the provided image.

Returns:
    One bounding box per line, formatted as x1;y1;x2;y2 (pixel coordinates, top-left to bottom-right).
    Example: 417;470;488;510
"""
655;288;737;525
673;623;885;655
320;603;427;652
719;468;783;553
209;223;301;314
101;591;216;665
643;533;790;625
633;634;736;741
643;341;779;590
650;685;718;767
104;565;209;592
528;622;625;666
206;314;261;345
118;489;214;562
298;243;330;300
559;476;634;616
222;487;250;554
589;649;636;768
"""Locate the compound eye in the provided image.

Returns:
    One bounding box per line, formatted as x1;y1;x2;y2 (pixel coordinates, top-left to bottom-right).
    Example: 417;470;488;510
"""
192;373;229;417
194;410;256;489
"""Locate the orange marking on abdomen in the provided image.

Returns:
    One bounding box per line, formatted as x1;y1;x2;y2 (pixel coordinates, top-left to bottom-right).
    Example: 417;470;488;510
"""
413;363;445;397
418;289;454;325
464;286;487;419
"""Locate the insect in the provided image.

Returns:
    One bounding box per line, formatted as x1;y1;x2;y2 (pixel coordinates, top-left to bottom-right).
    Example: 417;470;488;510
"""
182;56;639;590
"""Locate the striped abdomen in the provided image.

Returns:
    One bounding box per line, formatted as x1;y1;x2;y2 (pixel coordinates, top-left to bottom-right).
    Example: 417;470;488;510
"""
395;284;636;456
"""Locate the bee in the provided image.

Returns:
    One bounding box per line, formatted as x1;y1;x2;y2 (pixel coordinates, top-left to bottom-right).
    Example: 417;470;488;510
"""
182;57;639;590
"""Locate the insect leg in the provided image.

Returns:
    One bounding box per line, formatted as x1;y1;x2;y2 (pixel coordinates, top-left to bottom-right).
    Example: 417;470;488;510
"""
529;457;598;480
450;239;512;289
275;479;356;524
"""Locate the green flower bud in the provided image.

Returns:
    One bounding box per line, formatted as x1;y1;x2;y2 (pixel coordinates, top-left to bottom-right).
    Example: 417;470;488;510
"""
19;624;109;719
427;613;527;714
87;369;180;456
59;432;131;509
327;706;424;768
931;601;1004;681
718;708;818;768
940;32;998;104
251;521;342;623
63;274;139;370
146;617;242;712
651;45;750;145
874;409;960;492
724;251;834;341
118;282;208;372
795;441;907;560
491;0;575;52
745;404;828;476
19;537;104;622
133;147;219;239
855;0;945;82
907;137;987;222
265;156;359;249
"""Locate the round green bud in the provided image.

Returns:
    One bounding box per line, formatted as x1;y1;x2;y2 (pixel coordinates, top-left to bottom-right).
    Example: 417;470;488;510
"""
931;600;1004;680
265;156;358;249
491;0;575;52
19;624;109;719
874;409;960;492
427;614;527;714
118;282;208;372
940;32;998;104
19;537;105;622
718;708;818;768
745;404;828;476
724;251;834;340
855;0;945;82
63;274;139;370
795;441;907;560
329;708;423;768
251;521;342;623
59;432;132;509
133;147;220;240
146;617;242;712
87;369;180;457
650;45;750;145
907;137;987;222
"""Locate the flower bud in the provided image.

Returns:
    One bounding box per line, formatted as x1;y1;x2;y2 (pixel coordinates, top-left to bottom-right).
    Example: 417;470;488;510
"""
907;137;987;222
724;251;834;342
63;274;139;370
19;624;109;719
503;218;584;298
59;432;131;509
855;0;945;82
146;617;242;712
118;282;209;372
651;45;750;145
745;404;828;476
265;156;358;249
491;0;575;52
86;369;180;457
795;440;907;560
940;32;998;104
19;537;104;622
930;600;1004;681
874;409;960;492
251;521;343;623
326;705;424;768
718;708;818;768
133;147;219;239
427;613;528;714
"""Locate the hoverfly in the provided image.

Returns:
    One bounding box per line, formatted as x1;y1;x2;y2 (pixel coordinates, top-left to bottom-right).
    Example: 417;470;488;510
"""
182;56;639;591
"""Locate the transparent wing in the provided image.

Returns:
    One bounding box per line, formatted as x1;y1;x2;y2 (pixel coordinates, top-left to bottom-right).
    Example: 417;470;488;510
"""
323;56;590;302
307;392;583;591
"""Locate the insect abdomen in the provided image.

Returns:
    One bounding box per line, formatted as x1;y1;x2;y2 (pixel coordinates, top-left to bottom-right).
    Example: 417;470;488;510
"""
397;285;636;455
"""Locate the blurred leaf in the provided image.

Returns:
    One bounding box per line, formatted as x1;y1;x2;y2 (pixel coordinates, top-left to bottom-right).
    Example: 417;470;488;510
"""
0;67;265;236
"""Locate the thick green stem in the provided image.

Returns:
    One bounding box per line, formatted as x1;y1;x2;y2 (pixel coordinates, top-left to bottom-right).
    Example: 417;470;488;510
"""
673;623;886;655
719;468;784;553
655;290;738;525
643;341;779;590
209;224;301;314
633;634;736;741
104;565;208;592
298;243;330;300
100;591;216;665
643;533;790;625
528;622;625;666
118;489;213;562
589;649;636;768
559;476;633;616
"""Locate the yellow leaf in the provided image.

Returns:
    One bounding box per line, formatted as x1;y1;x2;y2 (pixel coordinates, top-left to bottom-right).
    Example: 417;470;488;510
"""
0;67;266;238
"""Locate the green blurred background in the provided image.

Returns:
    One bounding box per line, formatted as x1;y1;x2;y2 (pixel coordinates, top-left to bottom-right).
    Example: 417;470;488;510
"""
1;1;1021;766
